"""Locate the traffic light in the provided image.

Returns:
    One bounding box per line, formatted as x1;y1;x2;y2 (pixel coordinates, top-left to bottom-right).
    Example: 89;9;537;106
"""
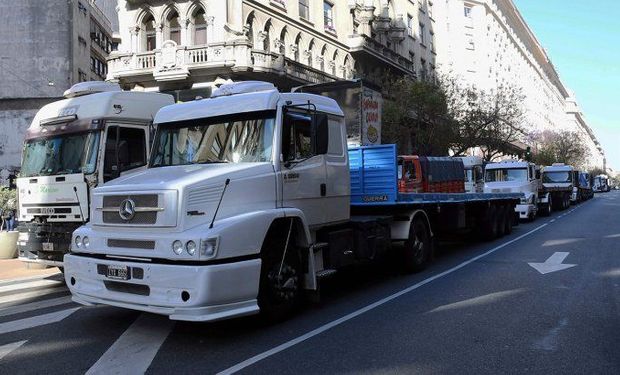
525;146;532;162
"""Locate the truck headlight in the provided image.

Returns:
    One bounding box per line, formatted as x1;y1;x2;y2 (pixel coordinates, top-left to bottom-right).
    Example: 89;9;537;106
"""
201;237;218;258
186;241;197;256
75;236;82;248
83;236;90;248
172;240;183;255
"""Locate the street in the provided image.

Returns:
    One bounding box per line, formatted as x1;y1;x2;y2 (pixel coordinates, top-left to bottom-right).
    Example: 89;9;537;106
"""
0;192;618;375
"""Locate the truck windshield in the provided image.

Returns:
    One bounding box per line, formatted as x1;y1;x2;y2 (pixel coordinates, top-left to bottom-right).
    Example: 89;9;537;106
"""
21;132;100;177
543;171;571;183
150;110;276;167
485;168;527;182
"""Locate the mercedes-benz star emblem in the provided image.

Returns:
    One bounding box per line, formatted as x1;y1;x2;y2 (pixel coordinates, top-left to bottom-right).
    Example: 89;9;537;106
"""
118;198;136;221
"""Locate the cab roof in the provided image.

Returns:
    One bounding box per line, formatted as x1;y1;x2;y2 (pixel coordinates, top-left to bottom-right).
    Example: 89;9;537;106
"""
154;83;344;125
485;160;532;169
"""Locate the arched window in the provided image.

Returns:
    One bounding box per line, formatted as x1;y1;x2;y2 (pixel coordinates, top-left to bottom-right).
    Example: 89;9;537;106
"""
143;15;156;51
194;8;207;45
167;11;181;44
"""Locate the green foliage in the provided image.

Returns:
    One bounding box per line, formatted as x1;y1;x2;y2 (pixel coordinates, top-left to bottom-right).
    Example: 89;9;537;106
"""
0;188;16;213
531;131;589;169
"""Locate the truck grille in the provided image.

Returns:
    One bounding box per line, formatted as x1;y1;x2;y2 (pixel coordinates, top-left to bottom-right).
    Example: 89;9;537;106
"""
107;239;155;250
101;194;160;225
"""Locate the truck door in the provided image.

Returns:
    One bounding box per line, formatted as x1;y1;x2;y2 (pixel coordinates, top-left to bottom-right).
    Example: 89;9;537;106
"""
102;124;148;183
279;111;328;227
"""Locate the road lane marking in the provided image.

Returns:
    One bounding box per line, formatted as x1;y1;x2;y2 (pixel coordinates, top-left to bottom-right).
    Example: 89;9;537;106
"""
0;296;73;318
0;279;62;295
528;252;576;274
86;313;175;375
0;340;27;361
217;223;550;375
0;286;67;306
0;308;79;335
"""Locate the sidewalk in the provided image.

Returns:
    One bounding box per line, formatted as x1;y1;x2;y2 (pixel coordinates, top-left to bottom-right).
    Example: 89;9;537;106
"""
0;259;60;281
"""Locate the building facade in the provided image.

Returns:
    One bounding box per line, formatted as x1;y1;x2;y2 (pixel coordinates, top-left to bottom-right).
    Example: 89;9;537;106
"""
434;0;605;169
0;0;113;181
109;0;437;94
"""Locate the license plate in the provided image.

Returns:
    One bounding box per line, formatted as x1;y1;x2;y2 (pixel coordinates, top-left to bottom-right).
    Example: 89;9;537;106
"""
42;242;54;251
107;265;129;280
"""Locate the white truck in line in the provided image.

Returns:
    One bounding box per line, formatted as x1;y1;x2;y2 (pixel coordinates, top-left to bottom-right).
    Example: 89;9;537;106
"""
17;82;174;269
64;81;521;322
458;156;484;193
540;163;574;210
484;160;542;220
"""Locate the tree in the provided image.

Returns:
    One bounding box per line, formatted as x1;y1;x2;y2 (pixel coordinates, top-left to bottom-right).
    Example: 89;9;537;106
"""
531;130;589;168
382;76;456;155
448;82;528;161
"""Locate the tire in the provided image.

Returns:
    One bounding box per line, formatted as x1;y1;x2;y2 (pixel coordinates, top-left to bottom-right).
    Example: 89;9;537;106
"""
504;206;513;235
480;205;498;241
496;206;506;237
258;238;302;322
540;201;551;217
402;217;432;273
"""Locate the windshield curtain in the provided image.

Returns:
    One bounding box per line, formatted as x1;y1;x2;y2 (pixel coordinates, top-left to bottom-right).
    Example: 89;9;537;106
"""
150;110;276;167
21;132;100;177
543;171;571;183
485;168;528;182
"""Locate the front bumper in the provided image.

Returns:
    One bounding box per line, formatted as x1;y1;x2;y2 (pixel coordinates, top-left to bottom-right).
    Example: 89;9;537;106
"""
64;254;262;322
17;222;80;265
515;204;535;219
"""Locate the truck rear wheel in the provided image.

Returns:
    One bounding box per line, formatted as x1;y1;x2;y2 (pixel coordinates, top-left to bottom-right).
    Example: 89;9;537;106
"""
480;205;498;241
504;206;513;235
496;206;506;237
402;217;431;273
258;237;302;322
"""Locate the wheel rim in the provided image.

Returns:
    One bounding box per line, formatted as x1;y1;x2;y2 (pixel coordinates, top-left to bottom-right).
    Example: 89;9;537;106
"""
412;222;428;262
266;263;299;303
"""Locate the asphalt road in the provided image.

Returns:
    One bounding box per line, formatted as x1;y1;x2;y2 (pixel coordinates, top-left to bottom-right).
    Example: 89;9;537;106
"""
0;192;618;374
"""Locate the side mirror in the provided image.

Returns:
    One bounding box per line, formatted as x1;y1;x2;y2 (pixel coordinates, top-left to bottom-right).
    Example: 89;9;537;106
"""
312;114;329;155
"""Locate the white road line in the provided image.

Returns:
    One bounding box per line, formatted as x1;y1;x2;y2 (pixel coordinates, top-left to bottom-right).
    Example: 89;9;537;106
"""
0;340;27;361
0;279;62;294
0;286;67;306
217;223;550;375
0;296;73;318
0;307;79;335
86;313;175;375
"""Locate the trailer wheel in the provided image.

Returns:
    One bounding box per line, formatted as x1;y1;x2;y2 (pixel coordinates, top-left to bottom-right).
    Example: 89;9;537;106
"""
480;205;498;241
504;206;513;235
258;237;302;322
403;217;431;273
540;196;552;217
496;206;506;237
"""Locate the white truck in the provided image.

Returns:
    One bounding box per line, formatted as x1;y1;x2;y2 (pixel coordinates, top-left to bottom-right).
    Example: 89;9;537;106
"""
64;81;521;322
17;82;173;269
593;174;610;193
484;160;541;220
458;156;484;193
540;163;574;210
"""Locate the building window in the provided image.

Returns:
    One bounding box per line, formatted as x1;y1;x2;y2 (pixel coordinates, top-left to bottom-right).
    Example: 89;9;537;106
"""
324;2;335;32
168;12;181;44
420;58;427;80
194;8;207;45
430;31;435;51
464;5;472;18
419;23;425;45
299;0;310;20
144;15;156;51
407;14;414;37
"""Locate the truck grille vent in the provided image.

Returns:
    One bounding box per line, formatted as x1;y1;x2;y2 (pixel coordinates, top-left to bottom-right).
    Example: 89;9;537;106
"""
103;195;158;208
107;239;155;250
103;281;150;296
102;194;159;224
103;212;157;224
187;186;221;207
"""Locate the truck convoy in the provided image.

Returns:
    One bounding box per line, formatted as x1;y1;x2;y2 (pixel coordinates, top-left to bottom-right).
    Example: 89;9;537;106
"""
484;161;542;220
64;81;521;322
16;82;174;269
593;174;610;192
540;163;574;210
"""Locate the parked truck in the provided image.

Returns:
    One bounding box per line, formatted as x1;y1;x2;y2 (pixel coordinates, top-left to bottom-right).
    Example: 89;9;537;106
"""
540;163;574;210
593;174;610;192
64;81;521;322
572;171;593;202
483;160;542;220
16;82;174;269
458;156;484;193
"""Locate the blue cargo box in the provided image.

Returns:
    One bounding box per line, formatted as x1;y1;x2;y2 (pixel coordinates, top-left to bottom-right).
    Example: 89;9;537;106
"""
348;144;523;206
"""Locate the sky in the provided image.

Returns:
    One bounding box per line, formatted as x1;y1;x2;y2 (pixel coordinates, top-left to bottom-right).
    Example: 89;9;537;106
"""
513;0;620;171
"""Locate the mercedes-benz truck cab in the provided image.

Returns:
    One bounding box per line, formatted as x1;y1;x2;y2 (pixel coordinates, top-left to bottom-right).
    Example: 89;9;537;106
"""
17;82;174;269
484;160;539;220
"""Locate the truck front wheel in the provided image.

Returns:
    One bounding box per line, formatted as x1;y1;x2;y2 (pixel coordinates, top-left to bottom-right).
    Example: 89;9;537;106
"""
403;217;431;273
258;238;302;322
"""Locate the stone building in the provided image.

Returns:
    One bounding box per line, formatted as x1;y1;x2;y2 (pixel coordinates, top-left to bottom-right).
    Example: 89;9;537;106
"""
109;0;438;96
434;0;605;169
0;0;113;180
